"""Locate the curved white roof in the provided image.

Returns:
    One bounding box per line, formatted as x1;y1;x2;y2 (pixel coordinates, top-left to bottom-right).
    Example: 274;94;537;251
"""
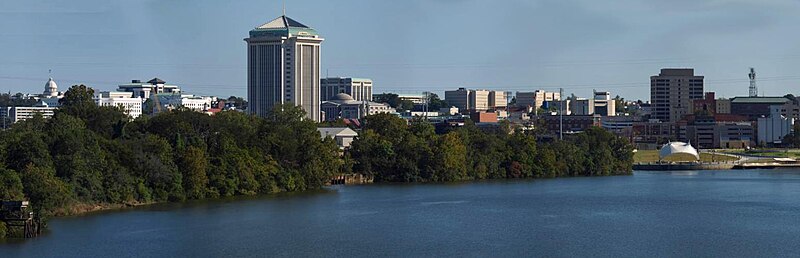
659;142;700;161
44;78;58;97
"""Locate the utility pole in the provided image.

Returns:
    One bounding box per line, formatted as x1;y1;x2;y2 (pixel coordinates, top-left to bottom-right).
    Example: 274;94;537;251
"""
559;87;564;140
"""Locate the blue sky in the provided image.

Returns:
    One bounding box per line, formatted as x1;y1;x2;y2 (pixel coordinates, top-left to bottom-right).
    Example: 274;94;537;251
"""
1;0;799;100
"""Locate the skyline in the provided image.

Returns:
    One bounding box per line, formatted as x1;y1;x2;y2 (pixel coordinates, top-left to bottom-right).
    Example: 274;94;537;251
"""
1;0;800;100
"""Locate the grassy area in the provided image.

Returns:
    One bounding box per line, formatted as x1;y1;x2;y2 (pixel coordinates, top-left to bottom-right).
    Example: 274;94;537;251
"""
633;150;738;163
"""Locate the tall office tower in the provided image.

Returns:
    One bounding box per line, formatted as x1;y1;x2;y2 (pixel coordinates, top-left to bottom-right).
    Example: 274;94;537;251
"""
650;68;704;122
246;15;323;121
321;77;373;102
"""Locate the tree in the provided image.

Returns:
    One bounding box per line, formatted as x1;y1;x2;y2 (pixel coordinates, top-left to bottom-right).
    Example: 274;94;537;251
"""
179;146;209;199
426;93;449;111
373;93;401;108
21;165;71;217
0;168;24;200
432;132;467;181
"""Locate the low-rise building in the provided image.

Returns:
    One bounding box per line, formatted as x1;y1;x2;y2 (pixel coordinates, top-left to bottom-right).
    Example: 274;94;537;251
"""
318;127;359;149
677;114;754;149
118;78;181;99
95;91;144;119
153;94;215;114
730;96;791;120
1;101;57;124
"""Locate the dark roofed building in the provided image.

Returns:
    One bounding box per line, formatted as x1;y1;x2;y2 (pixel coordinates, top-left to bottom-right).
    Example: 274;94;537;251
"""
730;96;791;120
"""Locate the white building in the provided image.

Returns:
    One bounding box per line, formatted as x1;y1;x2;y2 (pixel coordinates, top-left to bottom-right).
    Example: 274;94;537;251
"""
321;77;373;102
153;94;215;114
758;106;796;145
246;15;323;121
1;101;57;124
37;78;64;107
593;91;616;117
318;127;359;149
445;88;506;113
117;78;181;99
94;91;144;119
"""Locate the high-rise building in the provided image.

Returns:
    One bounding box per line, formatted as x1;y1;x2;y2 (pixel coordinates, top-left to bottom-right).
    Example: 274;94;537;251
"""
446;88;507;113
321;77;373;102
246;15;323;121
650;68;704;122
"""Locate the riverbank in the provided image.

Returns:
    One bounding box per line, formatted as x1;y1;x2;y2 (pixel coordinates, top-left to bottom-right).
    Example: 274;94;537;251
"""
4;170;799;258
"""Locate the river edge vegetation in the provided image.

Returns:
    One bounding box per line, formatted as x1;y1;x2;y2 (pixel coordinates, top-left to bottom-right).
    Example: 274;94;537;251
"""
0;85;633;238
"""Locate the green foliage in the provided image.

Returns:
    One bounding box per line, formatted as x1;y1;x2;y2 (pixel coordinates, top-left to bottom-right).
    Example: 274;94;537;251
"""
0;168;24;200
0;87;342;217
351;114;634;183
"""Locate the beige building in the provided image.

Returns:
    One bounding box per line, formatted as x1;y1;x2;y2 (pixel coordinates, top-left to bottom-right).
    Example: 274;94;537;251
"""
489;91;507;109
650;68;704;122
516;90;560;109
321;77;373;102
716;99;731;114
470;90;490;111
246;15;323;121
445;88;506;113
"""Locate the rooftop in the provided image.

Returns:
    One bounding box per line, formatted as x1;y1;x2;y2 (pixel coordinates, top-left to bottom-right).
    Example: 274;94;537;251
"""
249;15;319;38
730;96;790;104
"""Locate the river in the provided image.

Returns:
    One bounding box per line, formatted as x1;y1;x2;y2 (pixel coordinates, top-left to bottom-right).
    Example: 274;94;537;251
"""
2;170;800;257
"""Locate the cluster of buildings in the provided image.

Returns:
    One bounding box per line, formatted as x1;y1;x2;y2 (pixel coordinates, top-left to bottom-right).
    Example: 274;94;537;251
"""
1;77;228;125
3;13;798;151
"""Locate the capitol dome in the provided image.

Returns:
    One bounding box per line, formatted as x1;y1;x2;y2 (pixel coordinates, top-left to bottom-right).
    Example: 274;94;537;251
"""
331;93;355;101
44;78;58;97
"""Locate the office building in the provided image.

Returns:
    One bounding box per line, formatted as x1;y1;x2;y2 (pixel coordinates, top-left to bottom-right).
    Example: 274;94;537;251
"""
1;102;56;124
469;90;490;112
730;96;792;120
716;98;731;114
94;91;144;119
593;91;616;116
570;98;594;115
445;88;470;112
246;15;323;121
321;77;373;102
117;78;181;99
446;88;507;113
650;68;704;122
516;90;560;109
153;94;215;114
489;91;507;109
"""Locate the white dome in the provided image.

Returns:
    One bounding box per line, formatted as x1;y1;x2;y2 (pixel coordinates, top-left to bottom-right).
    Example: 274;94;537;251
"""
44;78;58;97
659;142;700;161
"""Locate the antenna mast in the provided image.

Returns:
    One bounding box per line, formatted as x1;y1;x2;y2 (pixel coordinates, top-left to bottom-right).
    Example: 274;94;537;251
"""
748;67;758;97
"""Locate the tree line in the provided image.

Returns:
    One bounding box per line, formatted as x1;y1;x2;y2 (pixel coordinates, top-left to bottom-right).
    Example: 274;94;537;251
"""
349;114;634;182
0;85;341;229
1;85;634;238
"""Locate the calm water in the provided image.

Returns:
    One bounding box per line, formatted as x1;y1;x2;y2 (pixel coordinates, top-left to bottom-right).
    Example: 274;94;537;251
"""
2;170;800;257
